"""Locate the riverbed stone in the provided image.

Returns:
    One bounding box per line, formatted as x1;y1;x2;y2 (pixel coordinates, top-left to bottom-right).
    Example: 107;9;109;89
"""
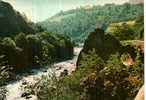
25;96;32;99
21;92;31;97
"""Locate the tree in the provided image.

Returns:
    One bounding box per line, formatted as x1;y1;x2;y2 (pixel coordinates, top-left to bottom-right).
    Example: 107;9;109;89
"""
38;3;143;43
1;37;22;71
110;24;136;40
26;34;42;66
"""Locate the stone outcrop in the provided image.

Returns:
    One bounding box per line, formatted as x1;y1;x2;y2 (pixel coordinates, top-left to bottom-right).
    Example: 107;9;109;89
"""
76;28;105;66
76;28;121;66
135;85;144;100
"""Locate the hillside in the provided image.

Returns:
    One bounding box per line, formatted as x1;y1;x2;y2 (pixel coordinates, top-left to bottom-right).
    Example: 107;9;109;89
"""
106;20;135;32
38;3;144;42
0;1;144;100
129;0;144;4
0;1;35;38
0;1;74;86
35;19;144;99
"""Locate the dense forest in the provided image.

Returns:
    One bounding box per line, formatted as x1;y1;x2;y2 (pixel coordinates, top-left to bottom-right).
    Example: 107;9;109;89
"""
0;1;144;100
0;1;73;86
33;15;144;100
38;3;144;42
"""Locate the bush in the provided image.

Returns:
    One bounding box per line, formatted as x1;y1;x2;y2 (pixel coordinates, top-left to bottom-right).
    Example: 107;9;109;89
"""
110;24;136;41
0;32;73;73
32;49;104;100
30;42;144;100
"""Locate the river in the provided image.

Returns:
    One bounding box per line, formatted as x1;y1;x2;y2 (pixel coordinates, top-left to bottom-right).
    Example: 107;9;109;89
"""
6;47;82;100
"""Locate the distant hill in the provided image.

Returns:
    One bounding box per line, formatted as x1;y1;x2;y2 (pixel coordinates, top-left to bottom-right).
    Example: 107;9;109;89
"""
129;0;144;4
106;20;135;33
38;3;144;43
0;1;35;38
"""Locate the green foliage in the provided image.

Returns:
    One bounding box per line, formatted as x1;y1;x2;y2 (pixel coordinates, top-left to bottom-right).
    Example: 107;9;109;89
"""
38;3;143;42
110;24;136;40
134;15;144;40
35;49;143;100
33;50;104;100
79;50;104;100
66;51;143;100
0;1;75;75
0;1;144;99
120;52;131;62
132;49;144;81
0;65;12;86
0;1;36;38
0;86;7;100
0;1;73;72
0;32;73;73
109;15;144;41
29;34;143;100
24;68;82;100
79;49;104;71
103;53;132;99
104;34;122;57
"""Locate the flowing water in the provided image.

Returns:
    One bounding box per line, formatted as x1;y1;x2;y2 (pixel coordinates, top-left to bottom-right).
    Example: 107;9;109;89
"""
6;47;82;100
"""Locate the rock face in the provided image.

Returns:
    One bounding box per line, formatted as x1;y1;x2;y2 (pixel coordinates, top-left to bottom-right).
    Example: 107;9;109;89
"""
134;85;144;100
76;28;121;66
77;28;105;66
83;28;105;55
0;1;35;37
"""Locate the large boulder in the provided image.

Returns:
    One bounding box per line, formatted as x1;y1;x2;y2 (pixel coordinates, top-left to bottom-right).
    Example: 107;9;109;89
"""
76;28;122;66
77;28;105;66
83;28;105;54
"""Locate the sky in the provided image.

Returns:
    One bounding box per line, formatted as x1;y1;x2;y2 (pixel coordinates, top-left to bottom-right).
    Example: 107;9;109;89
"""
3;0;129;22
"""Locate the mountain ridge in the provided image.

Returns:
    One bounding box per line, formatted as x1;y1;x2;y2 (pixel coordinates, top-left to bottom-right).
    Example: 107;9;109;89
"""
38;3;144;43
0;1;35;38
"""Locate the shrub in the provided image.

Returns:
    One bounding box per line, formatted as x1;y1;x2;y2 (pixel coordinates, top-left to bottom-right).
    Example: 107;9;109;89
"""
110;24;136;41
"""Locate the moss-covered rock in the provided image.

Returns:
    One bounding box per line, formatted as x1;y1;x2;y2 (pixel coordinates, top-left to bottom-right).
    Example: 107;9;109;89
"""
77;28;105;66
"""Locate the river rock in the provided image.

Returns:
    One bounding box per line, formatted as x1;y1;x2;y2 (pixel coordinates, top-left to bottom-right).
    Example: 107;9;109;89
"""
25;96;32;99
21;92;31;97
